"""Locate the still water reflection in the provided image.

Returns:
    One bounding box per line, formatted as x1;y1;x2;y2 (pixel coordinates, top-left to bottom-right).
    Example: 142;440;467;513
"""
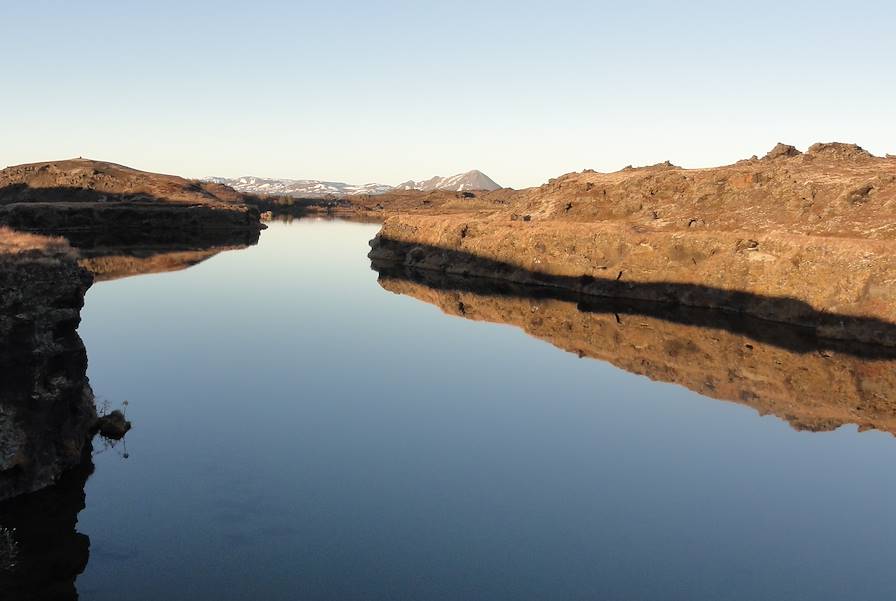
7;219;896;600
373;263;896;435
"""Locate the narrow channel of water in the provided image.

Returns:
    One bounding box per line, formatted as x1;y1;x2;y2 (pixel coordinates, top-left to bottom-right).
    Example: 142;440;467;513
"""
53;219;896;599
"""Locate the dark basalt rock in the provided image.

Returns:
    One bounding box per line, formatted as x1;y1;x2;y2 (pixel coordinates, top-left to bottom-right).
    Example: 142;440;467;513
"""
96;411;131;440
763;143;802;160
0;237;96;501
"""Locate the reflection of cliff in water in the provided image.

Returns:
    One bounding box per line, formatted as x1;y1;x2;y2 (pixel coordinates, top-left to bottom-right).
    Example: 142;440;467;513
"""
1;225;258;499
80;244;249;282
374;264;896;435
68;226;261;282
0;451;93;600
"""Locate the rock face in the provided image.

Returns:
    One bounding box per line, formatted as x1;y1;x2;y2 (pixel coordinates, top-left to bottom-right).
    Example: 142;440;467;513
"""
0;230;96;501
0;159;262;233
375;265;896;435
763;143;801;160
370;143;896;345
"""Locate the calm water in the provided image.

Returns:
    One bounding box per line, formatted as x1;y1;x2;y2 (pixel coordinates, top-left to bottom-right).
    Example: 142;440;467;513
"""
70;220;896;600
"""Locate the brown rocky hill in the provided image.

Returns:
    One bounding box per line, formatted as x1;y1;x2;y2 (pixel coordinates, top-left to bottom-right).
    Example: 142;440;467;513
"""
510;142;896;239
247;186;516;220
370;143;896;345
335;188;511;216
0;159;245;205
0;159;261;233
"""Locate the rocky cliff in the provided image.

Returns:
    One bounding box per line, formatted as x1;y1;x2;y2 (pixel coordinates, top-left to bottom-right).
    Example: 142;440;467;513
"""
370;143;896;345
0;230;96;501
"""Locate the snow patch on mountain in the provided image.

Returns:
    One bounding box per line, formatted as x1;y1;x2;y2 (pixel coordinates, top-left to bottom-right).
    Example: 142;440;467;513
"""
394;170;501;192
204;176;393;197
205;170;501;197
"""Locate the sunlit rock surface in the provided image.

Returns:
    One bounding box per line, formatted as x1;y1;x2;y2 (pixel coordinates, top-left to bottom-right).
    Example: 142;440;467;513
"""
370;144;896;345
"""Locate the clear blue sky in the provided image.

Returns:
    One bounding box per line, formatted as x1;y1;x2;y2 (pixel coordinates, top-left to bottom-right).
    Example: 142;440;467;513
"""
2;1;894;188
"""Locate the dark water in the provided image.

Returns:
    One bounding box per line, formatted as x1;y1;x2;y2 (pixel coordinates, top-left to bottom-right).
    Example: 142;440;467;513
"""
40;220;896;599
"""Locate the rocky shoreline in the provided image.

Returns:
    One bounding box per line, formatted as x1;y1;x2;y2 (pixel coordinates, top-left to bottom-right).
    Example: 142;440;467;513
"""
0;159;264;501
370;143;896;346
0;225;260;501
0;200;261;234
0;231;96;500
244;187;509;221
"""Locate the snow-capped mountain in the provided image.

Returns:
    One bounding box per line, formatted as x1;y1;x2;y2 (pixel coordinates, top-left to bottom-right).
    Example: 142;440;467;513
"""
394;170;501;192
205;170;501;197
203;176;393;197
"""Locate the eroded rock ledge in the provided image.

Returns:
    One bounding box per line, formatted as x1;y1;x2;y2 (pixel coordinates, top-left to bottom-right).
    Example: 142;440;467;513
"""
369;143;896;345
0;159;263;233
0;230;96;500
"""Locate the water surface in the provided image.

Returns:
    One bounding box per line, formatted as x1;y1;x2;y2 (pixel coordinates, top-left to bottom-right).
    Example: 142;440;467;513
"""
69;219;896;600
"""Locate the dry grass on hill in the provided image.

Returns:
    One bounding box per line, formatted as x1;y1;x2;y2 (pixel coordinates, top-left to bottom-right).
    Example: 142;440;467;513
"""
0;226;73;255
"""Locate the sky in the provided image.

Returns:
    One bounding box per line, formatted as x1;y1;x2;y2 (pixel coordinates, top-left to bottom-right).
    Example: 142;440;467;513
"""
2;0;894;189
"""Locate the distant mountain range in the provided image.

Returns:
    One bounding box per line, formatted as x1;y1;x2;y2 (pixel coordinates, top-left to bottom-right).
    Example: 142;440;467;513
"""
204;170;501;197
202;177;393;197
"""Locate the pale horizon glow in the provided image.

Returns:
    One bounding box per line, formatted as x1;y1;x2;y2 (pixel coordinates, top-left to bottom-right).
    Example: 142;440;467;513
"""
2;1;894;189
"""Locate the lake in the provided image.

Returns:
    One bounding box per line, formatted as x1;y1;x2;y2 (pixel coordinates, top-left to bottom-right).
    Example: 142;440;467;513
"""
30;219;896;599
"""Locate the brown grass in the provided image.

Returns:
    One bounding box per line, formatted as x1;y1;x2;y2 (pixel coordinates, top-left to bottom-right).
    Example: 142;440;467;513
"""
0;226;73;255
